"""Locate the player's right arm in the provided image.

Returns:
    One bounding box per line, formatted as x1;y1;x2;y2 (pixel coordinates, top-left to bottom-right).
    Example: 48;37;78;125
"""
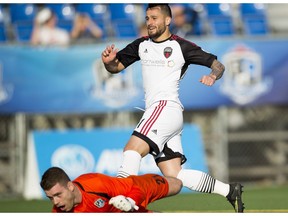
102;44;125;74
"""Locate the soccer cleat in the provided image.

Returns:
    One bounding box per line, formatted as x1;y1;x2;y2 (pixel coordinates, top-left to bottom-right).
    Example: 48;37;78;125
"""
226;183;244;213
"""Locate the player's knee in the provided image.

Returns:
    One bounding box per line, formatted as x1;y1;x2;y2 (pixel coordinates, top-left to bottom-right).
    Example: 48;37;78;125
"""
124;136;150;157
166;177;182;196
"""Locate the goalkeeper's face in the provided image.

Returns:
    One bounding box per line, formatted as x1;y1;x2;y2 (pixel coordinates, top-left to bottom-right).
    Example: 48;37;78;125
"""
45;181;76;212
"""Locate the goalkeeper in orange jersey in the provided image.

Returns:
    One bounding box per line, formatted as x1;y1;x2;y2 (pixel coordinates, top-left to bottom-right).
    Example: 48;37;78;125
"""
40;167;182;213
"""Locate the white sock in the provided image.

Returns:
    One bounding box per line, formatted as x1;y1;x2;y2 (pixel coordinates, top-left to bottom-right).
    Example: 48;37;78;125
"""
177;169;230;197
117;150;141;178
214;179;230;197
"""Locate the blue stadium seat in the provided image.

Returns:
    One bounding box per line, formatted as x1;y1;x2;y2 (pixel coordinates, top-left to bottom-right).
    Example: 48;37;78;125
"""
109;3;136;21
57;20;73;32
109;4;138;39
242;15;269;35
9;4;37;24
206;3;229;17
240;4;268;35
14;21;33;42
210;17;235;36
205;3;235;36
191;19;203;36
45;3;75;21
0;24;7;42
75;4;108;20
113;19;137;38
240;3;266;16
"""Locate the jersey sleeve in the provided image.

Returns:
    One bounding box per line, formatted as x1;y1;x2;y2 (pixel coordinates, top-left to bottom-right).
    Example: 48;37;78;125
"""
123;184;145;205
116;37;145;68
52;206;60;212
178;38;217;68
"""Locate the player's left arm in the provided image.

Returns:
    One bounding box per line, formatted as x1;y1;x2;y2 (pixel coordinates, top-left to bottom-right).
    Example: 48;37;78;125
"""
210;59;225;80
109;183;149;212
109;195;139;212
200;59;225;86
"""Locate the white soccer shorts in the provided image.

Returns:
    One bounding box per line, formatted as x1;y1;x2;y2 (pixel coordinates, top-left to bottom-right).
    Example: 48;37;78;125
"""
132;100;187;164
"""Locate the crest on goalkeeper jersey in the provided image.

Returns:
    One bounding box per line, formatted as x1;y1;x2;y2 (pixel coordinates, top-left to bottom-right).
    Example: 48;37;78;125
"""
94;198;105;208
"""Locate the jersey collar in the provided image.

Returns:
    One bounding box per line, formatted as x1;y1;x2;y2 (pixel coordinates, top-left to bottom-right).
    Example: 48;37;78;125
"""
151;34;172;43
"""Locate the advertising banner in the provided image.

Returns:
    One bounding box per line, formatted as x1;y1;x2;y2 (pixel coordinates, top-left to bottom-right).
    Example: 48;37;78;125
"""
23;124;207;199
1;38;288;113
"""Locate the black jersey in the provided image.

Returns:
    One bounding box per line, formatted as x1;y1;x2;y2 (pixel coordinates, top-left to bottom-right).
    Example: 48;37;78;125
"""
116;34;216;108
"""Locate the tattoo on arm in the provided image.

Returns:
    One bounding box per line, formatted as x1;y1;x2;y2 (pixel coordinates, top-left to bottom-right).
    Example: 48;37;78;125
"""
210;60;225;80
104;59;124;74
104;60;120;74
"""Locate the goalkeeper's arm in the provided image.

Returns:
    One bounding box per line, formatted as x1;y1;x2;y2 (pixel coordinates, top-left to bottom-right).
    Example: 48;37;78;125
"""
109;195;139;212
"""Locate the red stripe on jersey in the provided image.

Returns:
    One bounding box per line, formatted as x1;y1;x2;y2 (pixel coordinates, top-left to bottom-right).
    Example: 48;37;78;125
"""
140;100;167;136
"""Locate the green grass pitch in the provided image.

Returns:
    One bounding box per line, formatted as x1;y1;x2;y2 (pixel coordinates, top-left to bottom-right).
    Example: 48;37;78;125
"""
0;184;287;212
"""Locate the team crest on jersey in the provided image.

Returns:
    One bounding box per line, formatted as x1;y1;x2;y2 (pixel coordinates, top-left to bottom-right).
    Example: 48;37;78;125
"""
94;198;105;208
164;47;172;58
220;44;272;105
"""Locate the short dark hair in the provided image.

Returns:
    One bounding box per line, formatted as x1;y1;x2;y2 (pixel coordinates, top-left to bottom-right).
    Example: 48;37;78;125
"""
40;167;71;190
147;4;172;18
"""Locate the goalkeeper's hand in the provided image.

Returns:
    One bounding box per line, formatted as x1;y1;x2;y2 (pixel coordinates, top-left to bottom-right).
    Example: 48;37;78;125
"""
109;195;139;212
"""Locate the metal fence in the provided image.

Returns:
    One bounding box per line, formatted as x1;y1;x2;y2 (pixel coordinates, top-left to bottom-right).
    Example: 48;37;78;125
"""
0;104;288;196
191;105;288;185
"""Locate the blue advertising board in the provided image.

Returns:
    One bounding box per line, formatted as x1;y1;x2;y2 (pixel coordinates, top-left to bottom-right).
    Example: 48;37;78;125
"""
24;124;208;199
1;38;288;113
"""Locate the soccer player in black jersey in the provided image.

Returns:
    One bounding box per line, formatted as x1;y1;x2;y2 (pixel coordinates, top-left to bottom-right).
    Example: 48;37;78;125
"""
102;3;244;212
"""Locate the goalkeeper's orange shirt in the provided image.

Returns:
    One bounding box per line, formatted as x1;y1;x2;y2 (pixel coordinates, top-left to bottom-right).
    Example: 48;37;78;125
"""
52;173;169;213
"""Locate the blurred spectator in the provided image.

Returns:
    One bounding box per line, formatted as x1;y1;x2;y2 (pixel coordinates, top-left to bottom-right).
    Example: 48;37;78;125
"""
170;5;194;37
70;13;103;43
30;8;70;46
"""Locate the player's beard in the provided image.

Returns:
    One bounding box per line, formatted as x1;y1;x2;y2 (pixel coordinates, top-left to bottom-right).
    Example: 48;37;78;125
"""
148;23;167;40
